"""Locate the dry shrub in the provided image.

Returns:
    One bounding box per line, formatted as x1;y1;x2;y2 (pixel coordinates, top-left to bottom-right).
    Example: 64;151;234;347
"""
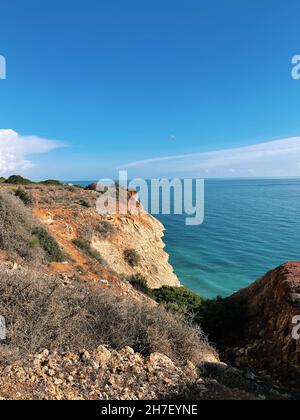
127;274;149;294
0;269;216;367
96;221;117;239
124;249;141;267
0;191;43;261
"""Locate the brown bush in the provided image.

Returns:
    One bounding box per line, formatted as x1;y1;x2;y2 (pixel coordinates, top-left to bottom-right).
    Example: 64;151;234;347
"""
0;268;216;367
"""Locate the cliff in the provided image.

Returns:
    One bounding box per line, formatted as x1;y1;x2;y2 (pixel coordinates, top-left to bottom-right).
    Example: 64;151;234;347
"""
90;214;180;289
0;183;180;293
226;262;300;384
0;180;300;399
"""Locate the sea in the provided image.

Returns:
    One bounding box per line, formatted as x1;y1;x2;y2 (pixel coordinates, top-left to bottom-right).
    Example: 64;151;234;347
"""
69;179;300;299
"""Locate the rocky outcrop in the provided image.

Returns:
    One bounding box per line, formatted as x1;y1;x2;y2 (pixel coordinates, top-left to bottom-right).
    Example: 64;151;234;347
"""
92;214;180;289
28;185;180;290
0;183;179;291
227;262;300;384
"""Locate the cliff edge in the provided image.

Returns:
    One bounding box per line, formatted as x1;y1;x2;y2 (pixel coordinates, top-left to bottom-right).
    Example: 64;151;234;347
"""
227;262;300;384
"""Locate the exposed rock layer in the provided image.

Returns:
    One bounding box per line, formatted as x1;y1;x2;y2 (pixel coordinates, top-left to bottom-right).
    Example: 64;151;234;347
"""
229;262;300;383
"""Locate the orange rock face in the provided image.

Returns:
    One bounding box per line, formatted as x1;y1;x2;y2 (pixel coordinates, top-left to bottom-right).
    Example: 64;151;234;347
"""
231;262;300;383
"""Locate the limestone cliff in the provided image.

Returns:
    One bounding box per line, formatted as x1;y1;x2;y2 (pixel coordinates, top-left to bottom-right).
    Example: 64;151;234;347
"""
91;214;180;289
0;183;180;292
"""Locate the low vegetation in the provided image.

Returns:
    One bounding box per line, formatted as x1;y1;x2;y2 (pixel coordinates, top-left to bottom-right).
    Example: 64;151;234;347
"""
14;188;33;206
4;175;64;188
0;191;42;260
149;285;248;348
32;227;64;262
5;175;32;185
0;269;215;367
127;274;149;294
40;180;63;186
151;286;203;314
124;249;141;267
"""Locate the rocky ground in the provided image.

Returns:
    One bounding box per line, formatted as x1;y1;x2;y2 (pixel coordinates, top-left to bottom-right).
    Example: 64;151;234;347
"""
0;346;298;400
0;346;200;400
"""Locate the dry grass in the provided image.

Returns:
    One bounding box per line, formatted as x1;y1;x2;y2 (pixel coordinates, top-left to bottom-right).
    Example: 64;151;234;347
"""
0;268;216;367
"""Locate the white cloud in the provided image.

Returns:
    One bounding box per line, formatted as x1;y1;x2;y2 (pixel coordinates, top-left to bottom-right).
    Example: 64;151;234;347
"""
0;129;62;175
122;137;300;178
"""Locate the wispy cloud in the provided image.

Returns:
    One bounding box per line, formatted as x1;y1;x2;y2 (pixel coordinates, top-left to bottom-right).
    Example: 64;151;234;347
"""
0;129;62;175
122;137;300;178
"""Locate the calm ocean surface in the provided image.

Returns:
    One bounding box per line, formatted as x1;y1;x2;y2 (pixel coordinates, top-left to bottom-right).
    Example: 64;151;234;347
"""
72;179;300;299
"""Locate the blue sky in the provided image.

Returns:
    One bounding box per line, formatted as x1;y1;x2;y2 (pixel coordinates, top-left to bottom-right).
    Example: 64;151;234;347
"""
0;0;300;179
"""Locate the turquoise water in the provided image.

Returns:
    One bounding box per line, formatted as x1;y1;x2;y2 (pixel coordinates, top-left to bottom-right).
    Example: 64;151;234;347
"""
157;179;300;298
71;179;300;299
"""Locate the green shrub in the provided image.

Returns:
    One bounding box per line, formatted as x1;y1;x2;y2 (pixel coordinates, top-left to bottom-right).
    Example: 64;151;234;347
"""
77;199;90;208
40;179;63;186
14;188;33;206
127;274;150;294
5;175;33;185
29;237;40;250
124;249;141;267
72;237;106;266
32;227;64;262
152;286;203;314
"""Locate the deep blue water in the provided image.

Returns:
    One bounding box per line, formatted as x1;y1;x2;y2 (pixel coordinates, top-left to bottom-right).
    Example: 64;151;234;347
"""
70;179;300;299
